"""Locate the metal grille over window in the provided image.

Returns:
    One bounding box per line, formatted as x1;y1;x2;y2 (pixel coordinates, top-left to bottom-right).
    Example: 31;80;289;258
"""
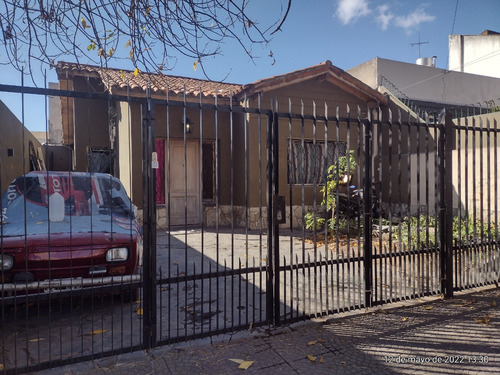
288;140;347;184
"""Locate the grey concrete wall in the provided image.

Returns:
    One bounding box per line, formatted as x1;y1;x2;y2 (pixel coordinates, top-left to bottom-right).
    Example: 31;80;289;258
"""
348;57;500;107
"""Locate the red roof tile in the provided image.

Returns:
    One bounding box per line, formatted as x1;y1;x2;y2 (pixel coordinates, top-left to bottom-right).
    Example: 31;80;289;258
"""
56;61;242;99
56;60;387;105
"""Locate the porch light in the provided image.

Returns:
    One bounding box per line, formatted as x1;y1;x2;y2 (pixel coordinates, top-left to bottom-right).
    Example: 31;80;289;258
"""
182;117;193;134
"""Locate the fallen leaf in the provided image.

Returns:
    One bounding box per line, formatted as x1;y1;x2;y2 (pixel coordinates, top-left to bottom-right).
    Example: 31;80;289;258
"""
89;329;107;335
307;340;318;346
136;307;143;315
475;315;491;324
470;298;477;304
0;364;3;371
249;322;253;331
491;300;497;307
401;317;409;322
417;299;424;303
320;356;324;363
229;359;255;369
29;338;45;343
238;361;254;370
424;306;434;310
307;355;316;362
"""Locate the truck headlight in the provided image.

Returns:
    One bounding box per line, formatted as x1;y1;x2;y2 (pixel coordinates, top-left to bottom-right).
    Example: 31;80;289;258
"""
106;247;129;262
0;254;14;270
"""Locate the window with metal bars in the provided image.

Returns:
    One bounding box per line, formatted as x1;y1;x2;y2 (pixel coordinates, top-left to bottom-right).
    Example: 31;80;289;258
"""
288;140;347;185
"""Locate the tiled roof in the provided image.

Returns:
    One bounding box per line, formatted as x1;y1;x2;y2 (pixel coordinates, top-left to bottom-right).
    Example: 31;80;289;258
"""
56;60;387;105
56;61;243;99
239;60;387;105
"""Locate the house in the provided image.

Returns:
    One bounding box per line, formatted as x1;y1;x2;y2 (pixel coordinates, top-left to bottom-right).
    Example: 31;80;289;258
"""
0;100;45;193
53;61;387;228
449;30;500;79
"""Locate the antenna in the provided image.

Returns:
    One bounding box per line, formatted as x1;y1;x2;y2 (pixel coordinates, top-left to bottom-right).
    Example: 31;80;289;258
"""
410;33;429;57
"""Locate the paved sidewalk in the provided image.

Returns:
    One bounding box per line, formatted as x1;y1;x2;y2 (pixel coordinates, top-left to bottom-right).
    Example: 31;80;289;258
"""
40;286;500;375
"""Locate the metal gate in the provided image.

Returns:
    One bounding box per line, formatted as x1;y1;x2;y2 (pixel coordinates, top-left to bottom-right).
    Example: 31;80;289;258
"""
1;82;499;373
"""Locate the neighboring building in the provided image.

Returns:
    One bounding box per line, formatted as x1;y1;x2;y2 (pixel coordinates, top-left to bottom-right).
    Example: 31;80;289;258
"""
0;100;45;193
348;56;500;216
348;57;500;114
31;131;48;145
449;30;500;79
53;61;387;228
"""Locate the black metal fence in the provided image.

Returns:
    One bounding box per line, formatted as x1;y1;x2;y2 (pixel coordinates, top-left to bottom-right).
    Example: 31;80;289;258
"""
0;82;499;373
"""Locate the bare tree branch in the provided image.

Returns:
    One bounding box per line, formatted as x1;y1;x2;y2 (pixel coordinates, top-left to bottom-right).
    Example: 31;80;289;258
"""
0;0;291;79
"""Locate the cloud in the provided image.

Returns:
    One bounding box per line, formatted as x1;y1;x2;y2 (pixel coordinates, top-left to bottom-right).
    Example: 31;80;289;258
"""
376;4;394;30
335;0;371;25
394;7;436;33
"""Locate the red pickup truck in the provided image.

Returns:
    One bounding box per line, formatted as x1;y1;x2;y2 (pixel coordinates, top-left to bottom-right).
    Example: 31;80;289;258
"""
1;172;143;302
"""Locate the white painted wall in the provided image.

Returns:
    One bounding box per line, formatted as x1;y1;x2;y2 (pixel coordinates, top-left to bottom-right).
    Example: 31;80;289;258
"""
449;34;500;78
348;57;500;108
48;82;63;144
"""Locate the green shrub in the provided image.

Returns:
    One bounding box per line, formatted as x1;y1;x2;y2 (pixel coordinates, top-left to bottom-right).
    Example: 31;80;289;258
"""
304;151;357;232
393;214;499;248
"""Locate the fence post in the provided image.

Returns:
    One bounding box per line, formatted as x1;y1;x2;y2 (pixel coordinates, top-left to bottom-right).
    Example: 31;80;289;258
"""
272;109;281;326
363;116;373;307
266;110;274;325
142;93;157;348
439;110;454;298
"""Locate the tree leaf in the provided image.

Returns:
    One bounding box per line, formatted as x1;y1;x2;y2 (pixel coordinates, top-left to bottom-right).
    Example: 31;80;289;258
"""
134;68;140;77
401;317;409;322
90;329;107;335
474;316;490;324
193;60;198;71
307;355;316;362
229;359;245;365
424;305;434;310
238;361;254;370
81;17;89;28
307;340;318;346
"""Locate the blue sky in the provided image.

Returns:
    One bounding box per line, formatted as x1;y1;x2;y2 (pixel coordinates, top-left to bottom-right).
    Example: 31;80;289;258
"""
1;0;499;132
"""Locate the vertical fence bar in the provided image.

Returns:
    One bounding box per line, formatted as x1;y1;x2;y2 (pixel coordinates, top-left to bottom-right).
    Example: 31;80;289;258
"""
363;114;373;308
266;109;274;325
438;110;454;298
273;106;280;325
141;92;157;348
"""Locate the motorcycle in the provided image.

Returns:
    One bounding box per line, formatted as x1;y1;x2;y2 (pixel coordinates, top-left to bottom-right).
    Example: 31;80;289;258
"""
328;177;380;221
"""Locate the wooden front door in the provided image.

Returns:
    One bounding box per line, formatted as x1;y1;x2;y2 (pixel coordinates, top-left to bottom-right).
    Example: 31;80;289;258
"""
169;140;200;225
